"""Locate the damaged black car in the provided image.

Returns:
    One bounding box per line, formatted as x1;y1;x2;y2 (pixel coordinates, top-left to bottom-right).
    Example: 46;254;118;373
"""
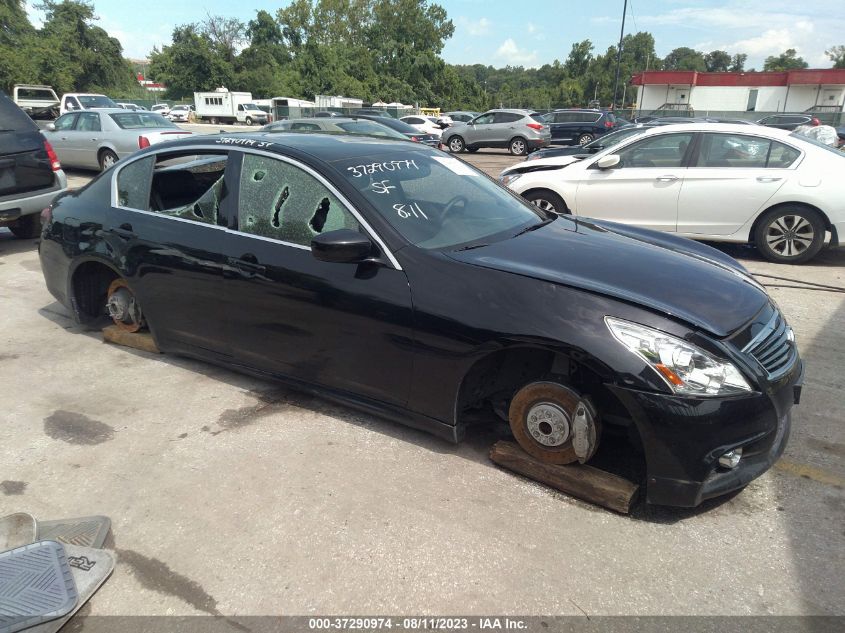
38;133;803;507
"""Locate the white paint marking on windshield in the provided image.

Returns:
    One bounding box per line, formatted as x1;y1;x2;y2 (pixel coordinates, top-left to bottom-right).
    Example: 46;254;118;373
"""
393;202;428;220
371;180;396;195
432;155;478;177
347;159;419;178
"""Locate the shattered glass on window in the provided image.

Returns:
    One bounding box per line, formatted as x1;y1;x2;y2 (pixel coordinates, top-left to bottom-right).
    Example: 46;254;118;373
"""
116;156;154;209
149;155;228;225
238;154;359;246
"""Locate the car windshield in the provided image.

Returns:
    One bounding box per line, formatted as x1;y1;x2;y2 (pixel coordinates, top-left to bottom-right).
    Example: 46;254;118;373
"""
78;95;117;108
243;103;259;110
110;112;178;129
789;132;845;158
335;150;547;250
368;117;419;134
584;126;646;149
335;120;407;140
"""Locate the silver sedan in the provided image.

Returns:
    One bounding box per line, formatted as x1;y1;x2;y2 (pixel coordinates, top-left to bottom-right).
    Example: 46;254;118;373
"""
44;109;193;171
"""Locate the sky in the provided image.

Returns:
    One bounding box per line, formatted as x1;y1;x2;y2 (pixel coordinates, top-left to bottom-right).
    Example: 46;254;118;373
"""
25;0;845;70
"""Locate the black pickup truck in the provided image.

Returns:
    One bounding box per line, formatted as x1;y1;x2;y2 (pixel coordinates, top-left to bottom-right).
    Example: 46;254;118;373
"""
0;91;67;239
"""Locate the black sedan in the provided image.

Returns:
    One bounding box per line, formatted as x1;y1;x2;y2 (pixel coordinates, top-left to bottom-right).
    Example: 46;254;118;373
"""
349;114;441;147
38;133;802;507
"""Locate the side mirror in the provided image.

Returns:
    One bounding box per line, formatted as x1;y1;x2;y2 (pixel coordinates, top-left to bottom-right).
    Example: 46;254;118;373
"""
596;154;621;169
46;123;56;131
311;229;373;264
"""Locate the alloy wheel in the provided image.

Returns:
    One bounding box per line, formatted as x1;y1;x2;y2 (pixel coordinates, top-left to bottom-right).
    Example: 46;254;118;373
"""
765;215;815;258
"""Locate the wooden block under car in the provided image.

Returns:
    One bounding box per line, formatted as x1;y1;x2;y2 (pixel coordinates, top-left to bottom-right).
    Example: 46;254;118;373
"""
102;325;160;354
489;440;640;514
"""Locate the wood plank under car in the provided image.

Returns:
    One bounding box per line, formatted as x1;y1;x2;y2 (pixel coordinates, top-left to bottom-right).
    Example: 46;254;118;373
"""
102;325;160;354
489;441;640;514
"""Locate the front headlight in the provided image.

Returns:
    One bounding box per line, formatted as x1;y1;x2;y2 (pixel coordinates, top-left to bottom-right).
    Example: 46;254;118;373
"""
605;317;752;396
500;172;521;187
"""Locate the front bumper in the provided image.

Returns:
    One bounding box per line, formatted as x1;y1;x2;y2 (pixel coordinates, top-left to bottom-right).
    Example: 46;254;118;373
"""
609;359;803;507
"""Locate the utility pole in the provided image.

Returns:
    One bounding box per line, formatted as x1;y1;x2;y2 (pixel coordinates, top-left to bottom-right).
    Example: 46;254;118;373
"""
611;0;628;110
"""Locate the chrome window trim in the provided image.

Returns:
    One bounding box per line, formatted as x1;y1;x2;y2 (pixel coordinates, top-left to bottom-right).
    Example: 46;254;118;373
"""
110;144;403;270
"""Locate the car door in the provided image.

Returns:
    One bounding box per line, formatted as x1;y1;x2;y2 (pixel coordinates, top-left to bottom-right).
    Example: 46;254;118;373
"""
465;112;495;145
676;132;799;236
107;150;233;357
73;112;103;169
491;112;524;145
44;113;78;166
219;150;414;406
574;132;695;232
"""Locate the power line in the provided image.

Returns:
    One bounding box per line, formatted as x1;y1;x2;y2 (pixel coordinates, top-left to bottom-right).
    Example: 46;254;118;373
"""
612;0;628;109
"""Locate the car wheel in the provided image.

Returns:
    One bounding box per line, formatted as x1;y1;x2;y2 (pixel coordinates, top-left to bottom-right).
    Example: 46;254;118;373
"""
9;213;42;239
578;133;594;145
508;381;601;465
509;137;528;156
754;206;825;264
448;136;465;153
523;189;567;215
245;117;253;126
98;149;119;172
106;278;146;332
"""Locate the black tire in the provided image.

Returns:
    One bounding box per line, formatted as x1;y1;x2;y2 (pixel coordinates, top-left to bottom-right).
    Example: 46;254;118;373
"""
98;149;119;172
578;133;594;145
523;189;567;215
754;206;825;264
9;213;42;239
245;117;253;126
509;137;528;156
447;136;465;153
465;147;479;153
209;117;218;125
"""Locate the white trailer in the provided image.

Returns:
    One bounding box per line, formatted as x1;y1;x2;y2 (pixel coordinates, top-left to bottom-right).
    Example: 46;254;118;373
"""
315;95;363;110
193;88;269;126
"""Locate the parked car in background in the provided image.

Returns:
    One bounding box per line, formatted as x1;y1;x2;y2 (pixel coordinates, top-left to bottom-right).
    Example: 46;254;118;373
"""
400;115;444;137
261;117;409;141
151;104;171;117
353;109;391;117
524;125;654;161
39;132;803;507
12;84;60;119
757;114;817;130
351;114;441;147
167;104;193;122
116;103;146;111
442;109;550;155
0;91;67;238
314;111;341;118
444;111;479;123
43;109;193;171
837;126;845;148
502;122;845;263
543;109;618;146
59;93;118;116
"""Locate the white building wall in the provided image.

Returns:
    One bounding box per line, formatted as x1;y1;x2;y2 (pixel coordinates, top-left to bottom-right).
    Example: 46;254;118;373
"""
636;83;845;113
687;86;748;111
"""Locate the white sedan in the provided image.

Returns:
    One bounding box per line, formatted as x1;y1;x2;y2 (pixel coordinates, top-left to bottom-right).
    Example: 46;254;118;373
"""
501;123;845;264
400;115;443;137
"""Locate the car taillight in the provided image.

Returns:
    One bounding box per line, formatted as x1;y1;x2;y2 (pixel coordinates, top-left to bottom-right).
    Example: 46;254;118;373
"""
605;120;614;128
138;136;150;149
43;140;61;171
526;123;544;130
410;136;420;142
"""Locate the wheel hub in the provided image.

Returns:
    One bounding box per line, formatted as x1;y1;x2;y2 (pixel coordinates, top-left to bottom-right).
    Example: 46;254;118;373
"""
526;402;570;447
766;215;814;257
106;283;144;331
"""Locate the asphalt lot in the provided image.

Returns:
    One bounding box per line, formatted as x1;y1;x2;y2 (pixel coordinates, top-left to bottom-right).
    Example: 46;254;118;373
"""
1;135;844;617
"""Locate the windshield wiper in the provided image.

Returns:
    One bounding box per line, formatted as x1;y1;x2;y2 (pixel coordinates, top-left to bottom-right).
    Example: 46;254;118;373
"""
453;242;489;252
512;217;554;238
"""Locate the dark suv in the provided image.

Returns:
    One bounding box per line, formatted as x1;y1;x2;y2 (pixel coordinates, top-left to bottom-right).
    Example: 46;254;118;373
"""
756;114;816;130
544;109;617;146
0;91;67;238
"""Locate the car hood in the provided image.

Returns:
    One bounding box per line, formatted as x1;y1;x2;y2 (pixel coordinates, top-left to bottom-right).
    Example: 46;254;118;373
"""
501;155;582;177
446;217;768;337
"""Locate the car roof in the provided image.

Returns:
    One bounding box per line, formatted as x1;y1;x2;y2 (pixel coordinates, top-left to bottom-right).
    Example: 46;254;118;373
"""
147;131;427;161
487;108;533;114
636;122;794;139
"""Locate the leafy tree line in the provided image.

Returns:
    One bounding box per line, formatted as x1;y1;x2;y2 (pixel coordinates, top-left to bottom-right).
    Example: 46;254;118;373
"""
2;0;843;111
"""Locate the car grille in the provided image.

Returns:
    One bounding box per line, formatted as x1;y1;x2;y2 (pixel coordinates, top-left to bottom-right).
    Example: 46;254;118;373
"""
742;310;797;378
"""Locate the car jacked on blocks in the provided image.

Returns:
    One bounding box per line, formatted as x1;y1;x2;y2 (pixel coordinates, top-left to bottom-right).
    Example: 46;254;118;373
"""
38;133;803;507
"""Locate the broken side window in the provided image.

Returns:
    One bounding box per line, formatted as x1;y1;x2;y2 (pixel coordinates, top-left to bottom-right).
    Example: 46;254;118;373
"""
116;156;154;209
237;154;359;247
148;153;228;225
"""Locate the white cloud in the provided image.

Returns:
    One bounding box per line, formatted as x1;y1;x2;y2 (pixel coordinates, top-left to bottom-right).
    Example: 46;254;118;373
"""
456;16;491;37
496;38;539;67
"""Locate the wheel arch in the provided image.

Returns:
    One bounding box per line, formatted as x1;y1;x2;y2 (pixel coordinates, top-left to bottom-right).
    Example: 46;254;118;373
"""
749;200;833;245
67;256;123;324
520;186;571;213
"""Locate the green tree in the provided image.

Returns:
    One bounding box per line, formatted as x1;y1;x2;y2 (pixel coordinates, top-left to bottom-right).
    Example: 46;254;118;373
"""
149;24;234;99
704;50;731;72
0;0;36;91
763;48;808;71
826;45;845;69
663;47;706;71
729;53;747;72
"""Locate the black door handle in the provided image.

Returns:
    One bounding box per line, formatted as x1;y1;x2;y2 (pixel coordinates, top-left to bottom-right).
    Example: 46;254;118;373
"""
112;223;135;239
